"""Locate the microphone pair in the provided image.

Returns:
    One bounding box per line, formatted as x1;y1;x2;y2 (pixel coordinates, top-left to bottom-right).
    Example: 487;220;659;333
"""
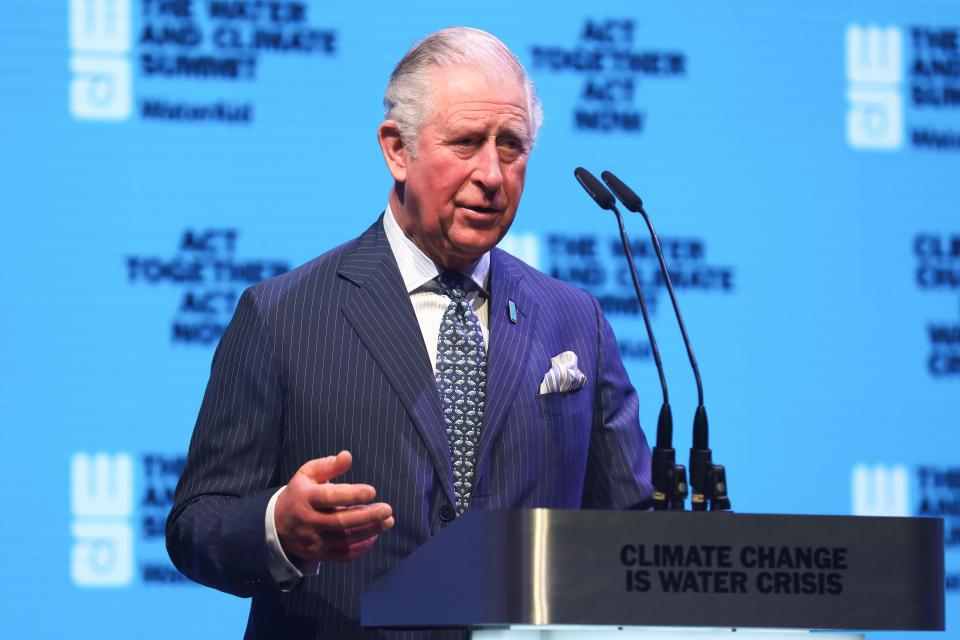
574;168;730;513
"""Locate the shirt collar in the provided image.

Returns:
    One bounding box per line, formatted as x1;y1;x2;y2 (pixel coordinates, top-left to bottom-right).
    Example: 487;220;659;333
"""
383;204;490;295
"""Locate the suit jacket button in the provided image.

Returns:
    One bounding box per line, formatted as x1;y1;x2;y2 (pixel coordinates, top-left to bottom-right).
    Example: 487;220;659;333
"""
439;505;456;522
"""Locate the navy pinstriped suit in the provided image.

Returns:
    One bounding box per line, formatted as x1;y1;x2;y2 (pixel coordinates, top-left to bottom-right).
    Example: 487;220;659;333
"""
167;216;653;639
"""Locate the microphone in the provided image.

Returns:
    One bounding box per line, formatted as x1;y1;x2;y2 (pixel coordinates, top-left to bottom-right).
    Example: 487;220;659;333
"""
574;167;688;511
601;170;730;512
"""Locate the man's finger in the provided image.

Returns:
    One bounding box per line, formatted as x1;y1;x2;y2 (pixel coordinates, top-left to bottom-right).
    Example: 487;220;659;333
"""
323;536;380;563
297;450;353;484
311;503;393;531
320;516;395;547
306;483;378;510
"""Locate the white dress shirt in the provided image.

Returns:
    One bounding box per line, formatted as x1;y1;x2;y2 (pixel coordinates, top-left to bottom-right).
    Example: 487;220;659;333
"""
382;203;490;364
264;206;491;587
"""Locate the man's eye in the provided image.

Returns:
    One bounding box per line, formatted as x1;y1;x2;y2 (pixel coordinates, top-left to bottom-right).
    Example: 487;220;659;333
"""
498;138;524;152
454;138;477;146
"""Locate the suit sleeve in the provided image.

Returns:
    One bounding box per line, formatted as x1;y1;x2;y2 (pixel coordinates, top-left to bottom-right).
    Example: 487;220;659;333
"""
166;287;286;597
581;294;654;509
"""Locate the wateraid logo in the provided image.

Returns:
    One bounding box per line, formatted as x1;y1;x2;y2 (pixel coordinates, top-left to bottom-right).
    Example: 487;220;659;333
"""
70;453;135;587
845;24;904;151
851;464;910;517
69;0;132;120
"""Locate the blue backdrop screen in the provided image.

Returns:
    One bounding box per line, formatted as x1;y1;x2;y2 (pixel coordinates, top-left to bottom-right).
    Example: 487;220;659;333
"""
0;1;958;637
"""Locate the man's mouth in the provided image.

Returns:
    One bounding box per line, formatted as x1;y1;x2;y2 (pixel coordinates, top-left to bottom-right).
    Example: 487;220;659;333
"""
459;205;501;214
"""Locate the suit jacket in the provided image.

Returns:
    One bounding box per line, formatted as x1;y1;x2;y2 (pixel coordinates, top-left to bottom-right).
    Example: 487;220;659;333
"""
167;217;652;639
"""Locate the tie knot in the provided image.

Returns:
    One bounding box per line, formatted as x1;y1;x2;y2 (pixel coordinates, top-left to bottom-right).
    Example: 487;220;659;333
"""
435;271;470;300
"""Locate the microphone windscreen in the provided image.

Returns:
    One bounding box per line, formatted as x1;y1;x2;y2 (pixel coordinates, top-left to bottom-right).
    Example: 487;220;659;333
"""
574;167;617;211
601;171;644;212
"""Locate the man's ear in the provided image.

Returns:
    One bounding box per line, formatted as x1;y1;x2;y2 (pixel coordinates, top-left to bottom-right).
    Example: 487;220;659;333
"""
378;120;407;183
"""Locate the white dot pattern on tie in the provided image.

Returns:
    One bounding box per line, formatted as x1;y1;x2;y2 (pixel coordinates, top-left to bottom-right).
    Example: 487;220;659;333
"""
434;271;487;515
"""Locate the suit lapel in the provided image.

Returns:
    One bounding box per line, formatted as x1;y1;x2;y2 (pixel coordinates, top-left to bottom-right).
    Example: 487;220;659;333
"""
476;248;539;474
337;218;455;506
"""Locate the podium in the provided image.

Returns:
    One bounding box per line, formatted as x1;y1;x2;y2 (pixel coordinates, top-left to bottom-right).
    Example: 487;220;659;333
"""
362;510;944;638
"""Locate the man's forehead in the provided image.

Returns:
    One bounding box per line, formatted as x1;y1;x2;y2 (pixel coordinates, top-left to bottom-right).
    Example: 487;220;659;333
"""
429;66;529;132
441;102;528;128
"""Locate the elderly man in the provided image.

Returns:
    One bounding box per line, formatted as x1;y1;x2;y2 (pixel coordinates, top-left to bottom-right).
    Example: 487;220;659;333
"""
167;27;652;639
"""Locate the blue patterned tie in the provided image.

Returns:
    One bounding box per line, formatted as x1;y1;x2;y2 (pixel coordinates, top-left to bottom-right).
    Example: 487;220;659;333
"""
434;271;487;515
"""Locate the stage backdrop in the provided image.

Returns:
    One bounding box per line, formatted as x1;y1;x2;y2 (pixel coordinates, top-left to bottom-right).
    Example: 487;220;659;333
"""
0;1;957;638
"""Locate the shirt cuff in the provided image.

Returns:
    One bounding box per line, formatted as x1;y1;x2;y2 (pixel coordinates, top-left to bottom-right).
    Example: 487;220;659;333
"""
265;485;319;590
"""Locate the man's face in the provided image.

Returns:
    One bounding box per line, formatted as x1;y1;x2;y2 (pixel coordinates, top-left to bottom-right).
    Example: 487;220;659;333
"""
387;66;531;271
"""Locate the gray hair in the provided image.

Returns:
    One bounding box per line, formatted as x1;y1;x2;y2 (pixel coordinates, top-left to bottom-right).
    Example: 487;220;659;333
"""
384;27;543;156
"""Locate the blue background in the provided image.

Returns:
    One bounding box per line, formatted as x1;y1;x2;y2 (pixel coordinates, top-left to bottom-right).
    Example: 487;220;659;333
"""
0;1;957;637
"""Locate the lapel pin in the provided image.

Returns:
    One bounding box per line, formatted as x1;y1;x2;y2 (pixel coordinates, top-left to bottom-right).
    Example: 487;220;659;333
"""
507;300;518;324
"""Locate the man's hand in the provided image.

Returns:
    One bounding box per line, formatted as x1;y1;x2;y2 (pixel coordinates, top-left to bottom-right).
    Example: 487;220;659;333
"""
275;451;395;563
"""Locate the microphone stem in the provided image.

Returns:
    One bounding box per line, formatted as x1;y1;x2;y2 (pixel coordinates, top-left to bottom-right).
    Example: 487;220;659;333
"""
613;206;669;406
636;207;704;409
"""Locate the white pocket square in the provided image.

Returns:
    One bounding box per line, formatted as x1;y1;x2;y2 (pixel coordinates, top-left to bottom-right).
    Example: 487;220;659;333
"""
539;351;587;395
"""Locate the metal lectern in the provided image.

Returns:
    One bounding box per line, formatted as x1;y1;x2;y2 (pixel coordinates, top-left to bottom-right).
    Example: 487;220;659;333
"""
362;509;944;639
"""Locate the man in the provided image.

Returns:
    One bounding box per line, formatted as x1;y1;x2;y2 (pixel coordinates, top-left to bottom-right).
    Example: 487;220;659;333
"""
167;27;652;639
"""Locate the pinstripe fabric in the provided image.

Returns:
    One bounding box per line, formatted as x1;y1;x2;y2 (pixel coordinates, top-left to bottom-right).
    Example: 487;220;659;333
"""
166;215;652;639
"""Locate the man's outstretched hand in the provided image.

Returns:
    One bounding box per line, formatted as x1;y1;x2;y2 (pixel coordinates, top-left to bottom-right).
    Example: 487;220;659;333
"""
275;451;394;563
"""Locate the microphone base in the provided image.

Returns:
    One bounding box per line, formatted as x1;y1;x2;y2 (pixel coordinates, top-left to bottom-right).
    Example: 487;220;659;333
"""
651;447;688;511
689;448;731;512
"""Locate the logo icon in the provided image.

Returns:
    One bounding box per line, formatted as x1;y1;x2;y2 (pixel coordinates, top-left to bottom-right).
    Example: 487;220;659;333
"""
70;452;134;586
851;464;909;516
845;25;904;150
68;0;132;120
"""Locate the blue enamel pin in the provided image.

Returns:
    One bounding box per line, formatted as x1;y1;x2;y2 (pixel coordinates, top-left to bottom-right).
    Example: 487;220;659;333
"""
507;300;518;324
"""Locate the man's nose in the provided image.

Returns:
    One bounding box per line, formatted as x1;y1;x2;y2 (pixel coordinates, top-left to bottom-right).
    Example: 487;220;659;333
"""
472;140;503;196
